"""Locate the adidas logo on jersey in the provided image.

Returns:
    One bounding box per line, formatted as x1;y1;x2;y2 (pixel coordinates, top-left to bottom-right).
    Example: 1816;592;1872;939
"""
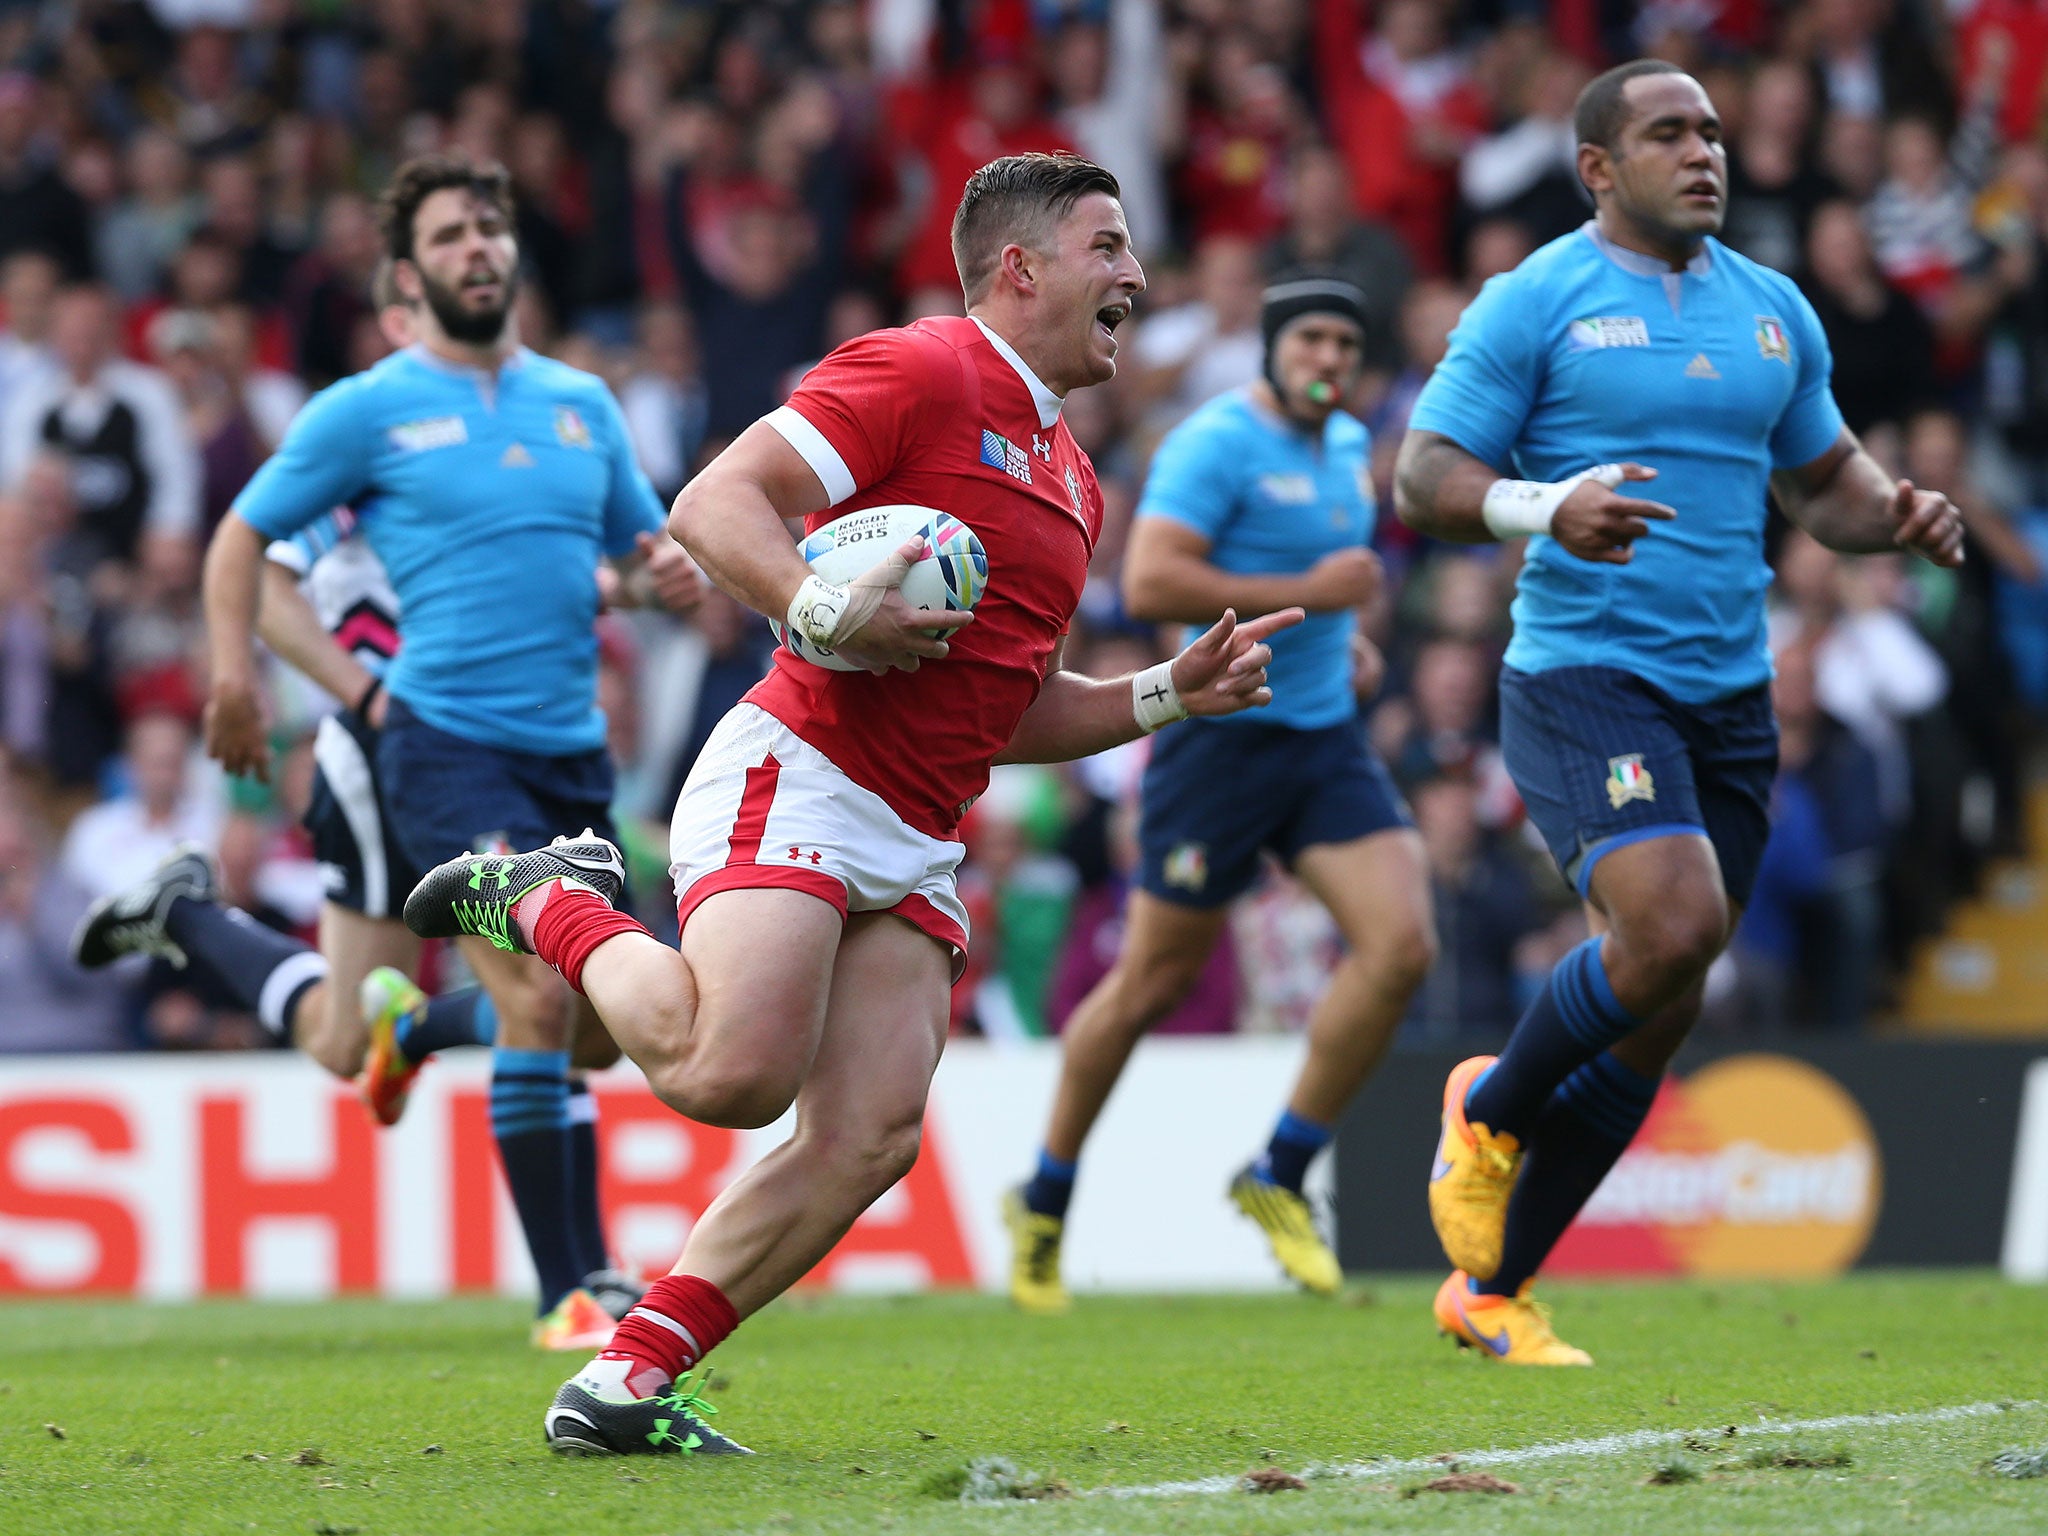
501;442;535;467
1684;353;1720;379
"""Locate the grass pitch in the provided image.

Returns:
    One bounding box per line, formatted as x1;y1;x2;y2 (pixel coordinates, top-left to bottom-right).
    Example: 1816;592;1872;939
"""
4;1274;2045;1535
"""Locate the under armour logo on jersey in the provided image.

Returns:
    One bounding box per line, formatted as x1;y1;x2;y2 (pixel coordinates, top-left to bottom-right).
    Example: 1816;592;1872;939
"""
787;846;823;865
1031;433;1053;460
980;429;1034;485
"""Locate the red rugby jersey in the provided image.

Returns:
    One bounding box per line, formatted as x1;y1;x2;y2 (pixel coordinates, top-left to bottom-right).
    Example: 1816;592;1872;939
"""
751;315;1103;838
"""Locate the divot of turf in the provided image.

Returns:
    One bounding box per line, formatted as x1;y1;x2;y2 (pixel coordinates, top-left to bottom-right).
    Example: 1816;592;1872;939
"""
1241;1467;1307;1493
1406;1472;1522;1496
930;1455;1073;1504
1645;1458;1701;1485
1737;1442;1853;1470
1985;1447;2048;1479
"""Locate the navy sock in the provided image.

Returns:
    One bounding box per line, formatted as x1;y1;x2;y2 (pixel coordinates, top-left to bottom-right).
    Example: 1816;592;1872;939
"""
566;1076;609;1278
490;1047;581;1313
1475;1051;1660;1297
163;896;327;1041
1464;937;1641;1142
1022;1149;1078;1220
394;987;497;1065
1253;1109;1332;1194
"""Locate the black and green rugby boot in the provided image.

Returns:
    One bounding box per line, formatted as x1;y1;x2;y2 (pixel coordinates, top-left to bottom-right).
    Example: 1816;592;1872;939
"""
402;830;626;953
71;843;218;969
544;1360;752;1456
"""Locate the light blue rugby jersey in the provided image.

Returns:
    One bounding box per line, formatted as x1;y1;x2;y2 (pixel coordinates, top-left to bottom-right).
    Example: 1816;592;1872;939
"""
233;346;664;754
1408;222;1845;704
1139;388;1374;730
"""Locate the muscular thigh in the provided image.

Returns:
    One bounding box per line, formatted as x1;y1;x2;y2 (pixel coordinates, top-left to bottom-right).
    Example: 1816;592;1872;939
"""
795;912;953;1139
679;885;848;1090
1291;825;1434;954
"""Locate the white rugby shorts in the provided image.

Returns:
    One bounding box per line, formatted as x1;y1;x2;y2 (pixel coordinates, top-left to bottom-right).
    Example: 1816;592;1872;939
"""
670;704;969;977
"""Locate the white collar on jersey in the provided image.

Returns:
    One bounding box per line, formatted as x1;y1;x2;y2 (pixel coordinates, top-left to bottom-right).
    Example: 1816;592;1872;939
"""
969;316;1064;430
1582;219;1713;278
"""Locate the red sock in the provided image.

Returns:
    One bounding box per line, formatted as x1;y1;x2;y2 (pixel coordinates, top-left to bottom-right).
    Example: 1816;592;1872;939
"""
598;1274;739;1397
522;880;646;993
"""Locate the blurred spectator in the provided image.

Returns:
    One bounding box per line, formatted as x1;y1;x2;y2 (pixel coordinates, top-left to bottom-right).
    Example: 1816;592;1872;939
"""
97;128;201;302
1320;0;1489;274
1721;59;1838;275
1800;198;1937;434
0;783;127;1053
2;284;200;566
0;250;58;421
1266;144;1413;378
1049;6;1168;255
1127;233;1265;428
1176;32;1296;245
1402;769;1545;1043
0;480;119;792
619;302;707;502
0;73;91;278
285;192;381;389
1458;50;1591;251
59;710;221;903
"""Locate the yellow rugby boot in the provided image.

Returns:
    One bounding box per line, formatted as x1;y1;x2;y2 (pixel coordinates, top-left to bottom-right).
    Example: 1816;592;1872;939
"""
357;966;428;1127
1434;1270;1592;1365
533;1288;618;1352
1229;1166;1341;1296
1003;1187;1070;1315
1427;1055;1522;1279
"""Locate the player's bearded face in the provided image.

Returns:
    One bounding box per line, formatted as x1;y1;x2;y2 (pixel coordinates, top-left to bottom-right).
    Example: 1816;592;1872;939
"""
408;188;521;345
1041;192;1144;389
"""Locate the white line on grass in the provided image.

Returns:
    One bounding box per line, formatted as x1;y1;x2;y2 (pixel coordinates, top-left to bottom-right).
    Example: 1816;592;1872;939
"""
1089;1399;2043;1500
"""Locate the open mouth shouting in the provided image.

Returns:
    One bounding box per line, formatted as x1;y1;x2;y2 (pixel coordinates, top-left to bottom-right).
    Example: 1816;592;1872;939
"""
1095;300;1131;345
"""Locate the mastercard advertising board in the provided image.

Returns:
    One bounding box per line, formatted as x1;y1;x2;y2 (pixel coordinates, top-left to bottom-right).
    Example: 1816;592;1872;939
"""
1546;1054;1883;1278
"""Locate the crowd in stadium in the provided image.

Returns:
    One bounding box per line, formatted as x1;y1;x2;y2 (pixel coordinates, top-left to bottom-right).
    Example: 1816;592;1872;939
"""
0;0;2044;1054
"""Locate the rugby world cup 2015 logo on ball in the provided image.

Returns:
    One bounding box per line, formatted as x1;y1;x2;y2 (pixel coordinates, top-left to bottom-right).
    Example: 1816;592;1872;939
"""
772;504;989;671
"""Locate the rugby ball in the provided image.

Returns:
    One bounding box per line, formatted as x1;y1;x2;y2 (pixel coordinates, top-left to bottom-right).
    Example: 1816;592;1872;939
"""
771;503;989;671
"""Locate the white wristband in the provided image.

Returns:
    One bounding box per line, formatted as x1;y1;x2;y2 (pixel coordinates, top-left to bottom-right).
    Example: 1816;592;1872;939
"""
788;573;851;648
1480;464;1627;540
1133;660;1188;733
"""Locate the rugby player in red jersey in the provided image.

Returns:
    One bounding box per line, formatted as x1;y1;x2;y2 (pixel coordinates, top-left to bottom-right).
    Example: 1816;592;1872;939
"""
404;152;1301;1455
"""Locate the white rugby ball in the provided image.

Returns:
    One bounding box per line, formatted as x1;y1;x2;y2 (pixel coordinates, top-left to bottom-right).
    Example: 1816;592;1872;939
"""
771;504;989;671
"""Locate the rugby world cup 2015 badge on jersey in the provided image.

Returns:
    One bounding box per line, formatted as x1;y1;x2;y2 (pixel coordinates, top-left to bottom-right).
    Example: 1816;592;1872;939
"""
1606;754;1656;809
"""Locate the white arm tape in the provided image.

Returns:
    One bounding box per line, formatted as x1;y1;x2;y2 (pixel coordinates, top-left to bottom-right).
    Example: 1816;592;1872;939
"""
788;573;852;648
1480;464;1627;540
1133;659;1188;733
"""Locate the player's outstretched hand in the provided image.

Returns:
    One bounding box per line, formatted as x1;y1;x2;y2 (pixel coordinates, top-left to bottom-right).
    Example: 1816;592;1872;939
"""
204;675;271;784
636;530;706;613
1889;478;1966;567
1171;607;1306;717
830;534;976;675
1551;463;1676;565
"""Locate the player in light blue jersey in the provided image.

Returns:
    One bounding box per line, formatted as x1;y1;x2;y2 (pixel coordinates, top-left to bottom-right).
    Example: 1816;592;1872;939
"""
1007;277;1436;1311
198;157;701;1353
1394;61;1964;1364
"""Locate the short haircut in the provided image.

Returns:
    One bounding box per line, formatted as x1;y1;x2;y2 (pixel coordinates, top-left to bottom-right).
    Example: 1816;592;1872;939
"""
1574;59;1688;152
376;154;515;265
950;152;1121;304
370;255;403;310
